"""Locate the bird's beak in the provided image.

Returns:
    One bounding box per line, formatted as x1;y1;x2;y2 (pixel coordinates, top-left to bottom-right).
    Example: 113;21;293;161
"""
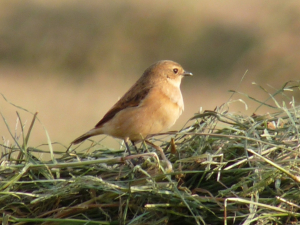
183;71;193;76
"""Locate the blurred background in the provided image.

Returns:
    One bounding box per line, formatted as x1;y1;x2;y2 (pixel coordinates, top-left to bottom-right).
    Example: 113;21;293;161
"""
1;0;299;151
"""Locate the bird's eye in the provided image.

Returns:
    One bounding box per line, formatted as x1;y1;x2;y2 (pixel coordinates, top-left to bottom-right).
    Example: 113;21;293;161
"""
173;68;178;74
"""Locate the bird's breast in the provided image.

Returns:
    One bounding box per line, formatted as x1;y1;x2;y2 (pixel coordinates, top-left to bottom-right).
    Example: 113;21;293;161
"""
142;86;184;127
160;84;184;112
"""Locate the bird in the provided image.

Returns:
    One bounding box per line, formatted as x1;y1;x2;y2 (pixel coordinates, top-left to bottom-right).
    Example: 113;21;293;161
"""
71;60;192;152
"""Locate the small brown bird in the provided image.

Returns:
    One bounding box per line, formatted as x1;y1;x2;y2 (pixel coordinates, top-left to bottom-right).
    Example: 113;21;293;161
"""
71;60;192;150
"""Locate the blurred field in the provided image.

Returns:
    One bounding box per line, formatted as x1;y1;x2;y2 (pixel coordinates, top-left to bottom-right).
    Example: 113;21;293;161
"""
1;0;300;151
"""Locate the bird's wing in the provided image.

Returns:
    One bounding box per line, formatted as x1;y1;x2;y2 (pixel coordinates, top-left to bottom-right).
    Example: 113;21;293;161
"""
95;84;152;128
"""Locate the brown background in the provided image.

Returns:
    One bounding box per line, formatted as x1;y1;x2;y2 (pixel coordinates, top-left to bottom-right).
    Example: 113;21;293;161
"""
0;0;299;152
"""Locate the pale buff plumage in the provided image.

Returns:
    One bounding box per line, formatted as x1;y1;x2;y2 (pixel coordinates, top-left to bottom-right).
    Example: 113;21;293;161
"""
71;60;192;145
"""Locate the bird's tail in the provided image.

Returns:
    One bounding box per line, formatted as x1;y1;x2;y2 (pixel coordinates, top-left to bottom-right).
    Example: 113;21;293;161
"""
71;134;93;145
71;129;101;145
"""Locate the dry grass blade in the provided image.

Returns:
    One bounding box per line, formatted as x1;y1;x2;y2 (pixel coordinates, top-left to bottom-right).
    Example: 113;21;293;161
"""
24;112;38;148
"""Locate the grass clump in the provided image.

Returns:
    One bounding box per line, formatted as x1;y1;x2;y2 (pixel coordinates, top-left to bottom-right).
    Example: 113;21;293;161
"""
1;81;300;225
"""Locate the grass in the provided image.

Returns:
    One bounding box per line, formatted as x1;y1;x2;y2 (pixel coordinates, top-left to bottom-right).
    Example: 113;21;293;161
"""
1;81;300;225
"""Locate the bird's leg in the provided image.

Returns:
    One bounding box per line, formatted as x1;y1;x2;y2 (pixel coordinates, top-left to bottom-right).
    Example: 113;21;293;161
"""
124;138;132;155
131;141;139;153
124;138;144;165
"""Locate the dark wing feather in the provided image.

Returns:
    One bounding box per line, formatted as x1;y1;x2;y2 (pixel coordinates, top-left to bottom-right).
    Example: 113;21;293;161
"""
95;85;151;128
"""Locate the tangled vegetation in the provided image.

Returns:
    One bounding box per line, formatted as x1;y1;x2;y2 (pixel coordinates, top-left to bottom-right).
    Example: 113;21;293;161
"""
1;81;300;225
